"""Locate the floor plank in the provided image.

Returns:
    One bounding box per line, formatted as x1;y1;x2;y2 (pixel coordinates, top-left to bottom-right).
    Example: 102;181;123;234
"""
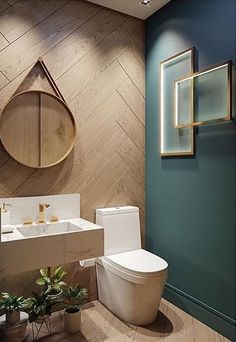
26;299;230;342
0;70;8;89
0;32;9;51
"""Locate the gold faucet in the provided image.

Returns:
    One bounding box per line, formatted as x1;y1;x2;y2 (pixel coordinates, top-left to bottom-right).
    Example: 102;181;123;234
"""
38;203;50;224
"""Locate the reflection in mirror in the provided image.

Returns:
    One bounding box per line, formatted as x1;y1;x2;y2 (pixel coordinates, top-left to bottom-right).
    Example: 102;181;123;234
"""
175;61;231;127
0;90;76;168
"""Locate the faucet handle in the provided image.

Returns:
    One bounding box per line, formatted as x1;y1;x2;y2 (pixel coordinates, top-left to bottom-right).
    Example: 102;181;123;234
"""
23;218;33;226
1;203;12;212
49;215;59;223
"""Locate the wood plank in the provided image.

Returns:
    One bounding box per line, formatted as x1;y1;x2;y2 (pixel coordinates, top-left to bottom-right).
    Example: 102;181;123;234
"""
0;0;68;42
0;143;9;167
192;314;230;342
104;313;136;341
118;17;145;68
118;48;145;97
0;67;32;113
57;29;127;102
14;61;59;95
69;61;127;126
119;169;145;212
81;301;114;341
116;91;145;155
5;0;18;5
117;77;145;125
26;299;229;342
0;0;98;80
0;0;8;13
0;71;8;89
48;123;127;196
13;156;72;197
98;182;131;209
118;135;145;185
0;32;9;51
0;269;39;297
40;92;75;167
81;152;128;219
74;92;125;160
71;90;144;162
0;91;40;167
0;158;34;196
0;60;59;113
44;7;126;80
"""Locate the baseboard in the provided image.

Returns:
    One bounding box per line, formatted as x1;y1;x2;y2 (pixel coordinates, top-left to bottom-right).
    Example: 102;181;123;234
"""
164;283;236;342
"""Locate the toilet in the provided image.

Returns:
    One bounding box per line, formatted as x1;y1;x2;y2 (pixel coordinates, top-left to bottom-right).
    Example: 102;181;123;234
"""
95;206;168;325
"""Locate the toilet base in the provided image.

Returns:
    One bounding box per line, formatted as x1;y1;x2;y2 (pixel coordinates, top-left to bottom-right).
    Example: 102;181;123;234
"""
96;262;167;326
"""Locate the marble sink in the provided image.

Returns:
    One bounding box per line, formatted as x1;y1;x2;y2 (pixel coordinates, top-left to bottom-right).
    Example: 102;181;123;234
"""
16;221;83;238
0;194;104;274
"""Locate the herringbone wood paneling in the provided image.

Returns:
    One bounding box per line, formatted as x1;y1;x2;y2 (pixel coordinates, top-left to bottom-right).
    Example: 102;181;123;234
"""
0;0;145;299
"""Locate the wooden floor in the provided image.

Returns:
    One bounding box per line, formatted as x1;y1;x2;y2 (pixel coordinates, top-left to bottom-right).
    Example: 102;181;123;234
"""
27;299;229;341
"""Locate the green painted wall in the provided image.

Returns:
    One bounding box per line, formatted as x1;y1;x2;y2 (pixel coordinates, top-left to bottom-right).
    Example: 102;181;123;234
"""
145;0;236;340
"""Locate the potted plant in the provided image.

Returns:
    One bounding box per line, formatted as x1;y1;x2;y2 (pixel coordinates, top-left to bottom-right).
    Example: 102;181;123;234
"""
36;266;67;299
24;291;59;324
0;292;26;324
63;285;88;334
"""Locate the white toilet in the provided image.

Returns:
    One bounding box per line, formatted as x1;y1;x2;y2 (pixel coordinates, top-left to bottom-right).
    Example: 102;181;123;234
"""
96;206;168;325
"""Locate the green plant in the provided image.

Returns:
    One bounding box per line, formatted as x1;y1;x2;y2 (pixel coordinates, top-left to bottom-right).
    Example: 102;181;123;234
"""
0;292;26;313
36;266;67;295
63;285;88;313
24;291;59;323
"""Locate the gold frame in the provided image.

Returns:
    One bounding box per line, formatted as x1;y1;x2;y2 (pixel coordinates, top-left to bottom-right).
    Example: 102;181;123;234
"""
174;60;232;128
159;47;195;157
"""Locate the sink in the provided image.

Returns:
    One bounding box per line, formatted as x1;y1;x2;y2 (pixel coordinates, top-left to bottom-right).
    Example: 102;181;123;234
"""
17;222;82;238
0;194;104;274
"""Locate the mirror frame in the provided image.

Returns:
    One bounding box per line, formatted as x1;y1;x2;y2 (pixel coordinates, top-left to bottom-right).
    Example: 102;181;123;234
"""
0;90;76;168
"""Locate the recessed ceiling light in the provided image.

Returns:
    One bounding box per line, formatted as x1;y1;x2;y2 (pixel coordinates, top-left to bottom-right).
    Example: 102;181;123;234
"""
139;0;152;6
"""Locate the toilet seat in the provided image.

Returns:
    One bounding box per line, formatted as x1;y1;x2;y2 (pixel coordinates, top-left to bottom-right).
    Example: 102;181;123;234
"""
96;249;168;284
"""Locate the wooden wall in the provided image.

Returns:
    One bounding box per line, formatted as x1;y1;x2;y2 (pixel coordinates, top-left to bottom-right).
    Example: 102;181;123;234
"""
0;0;145;299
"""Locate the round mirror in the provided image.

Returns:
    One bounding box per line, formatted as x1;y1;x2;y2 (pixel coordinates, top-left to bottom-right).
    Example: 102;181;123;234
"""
0;90;76;168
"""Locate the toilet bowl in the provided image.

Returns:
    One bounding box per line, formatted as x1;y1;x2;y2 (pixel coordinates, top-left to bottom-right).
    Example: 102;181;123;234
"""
96;206;168;325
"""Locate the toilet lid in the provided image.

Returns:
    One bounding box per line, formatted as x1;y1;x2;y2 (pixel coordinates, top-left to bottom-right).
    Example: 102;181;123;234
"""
105;249;168;276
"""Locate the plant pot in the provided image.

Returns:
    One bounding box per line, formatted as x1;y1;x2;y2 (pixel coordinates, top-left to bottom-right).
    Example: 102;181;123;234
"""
47;289;63;300
64;308;81;334
0;311;28;342
6;311;20;325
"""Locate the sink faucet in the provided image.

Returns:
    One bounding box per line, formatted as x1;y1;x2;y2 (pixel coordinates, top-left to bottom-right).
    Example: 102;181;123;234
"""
38;203;50;224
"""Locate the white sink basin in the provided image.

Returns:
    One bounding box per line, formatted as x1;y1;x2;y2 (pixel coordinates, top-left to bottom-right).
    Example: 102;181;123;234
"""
17;222;82;238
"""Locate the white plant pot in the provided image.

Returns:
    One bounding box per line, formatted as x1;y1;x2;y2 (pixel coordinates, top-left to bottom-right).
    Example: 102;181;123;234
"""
64;308;81;334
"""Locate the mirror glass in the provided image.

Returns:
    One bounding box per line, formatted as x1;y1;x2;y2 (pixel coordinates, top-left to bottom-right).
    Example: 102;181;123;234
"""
0;90;76;168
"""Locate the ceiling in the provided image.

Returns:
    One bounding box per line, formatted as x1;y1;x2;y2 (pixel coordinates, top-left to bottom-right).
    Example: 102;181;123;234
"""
86;0;171;20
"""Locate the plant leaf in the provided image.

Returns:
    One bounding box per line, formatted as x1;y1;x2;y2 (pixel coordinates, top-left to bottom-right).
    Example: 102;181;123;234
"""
40;268;48;278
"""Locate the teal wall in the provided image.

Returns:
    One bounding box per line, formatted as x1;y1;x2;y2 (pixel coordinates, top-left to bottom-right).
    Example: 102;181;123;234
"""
145;0;236;340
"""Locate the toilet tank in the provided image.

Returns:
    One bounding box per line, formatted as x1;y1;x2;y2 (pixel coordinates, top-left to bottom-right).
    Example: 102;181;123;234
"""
96;206;141;256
